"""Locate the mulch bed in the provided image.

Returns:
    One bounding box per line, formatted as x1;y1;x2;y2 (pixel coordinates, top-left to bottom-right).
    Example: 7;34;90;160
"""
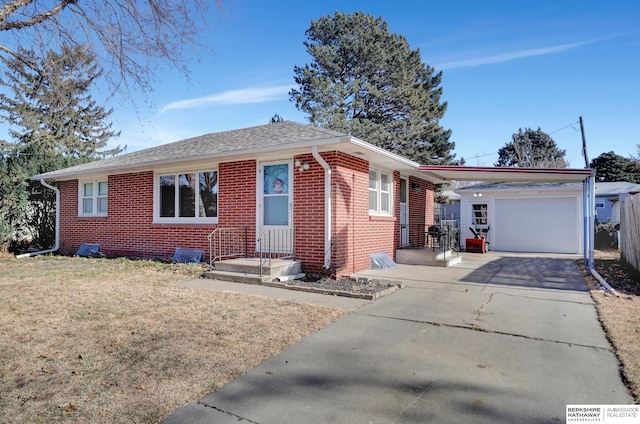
592;249;640;296
267;275;404;300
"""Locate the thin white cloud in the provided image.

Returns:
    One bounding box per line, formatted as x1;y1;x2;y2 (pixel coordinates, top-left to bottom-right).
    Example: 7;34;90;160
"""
434;38;608;70
160;85;291;113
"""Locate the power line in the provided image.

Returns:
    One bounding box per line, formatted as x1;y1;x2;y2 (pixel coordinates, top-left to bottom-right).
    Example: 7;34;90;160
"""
465;120;581;161
549;120;579;135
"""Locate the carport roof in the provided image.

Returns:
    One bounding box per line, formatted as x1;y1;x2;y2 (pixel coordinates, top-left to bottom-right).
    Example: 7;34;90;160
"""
418;165;594;183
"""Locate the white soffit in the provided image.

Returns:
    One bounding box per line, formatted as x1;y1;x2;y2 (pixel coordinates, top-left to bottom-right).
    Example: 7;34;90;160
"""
418;165;594;183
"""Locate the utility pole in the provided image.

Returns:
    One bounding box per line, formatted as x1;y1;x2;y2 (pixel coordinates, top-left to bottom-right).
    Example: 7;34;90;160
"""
579;116;589;168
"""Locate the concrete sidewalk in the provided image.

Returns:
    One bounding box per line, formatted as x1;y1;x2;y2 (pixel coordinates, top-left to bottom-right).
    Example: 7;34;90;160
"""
164;252;633;423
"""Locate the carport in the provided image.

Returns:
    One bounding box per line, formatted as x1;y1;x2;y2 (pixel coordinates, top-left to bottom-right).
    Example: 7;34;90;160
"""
455;182;583;254
417;165;601;280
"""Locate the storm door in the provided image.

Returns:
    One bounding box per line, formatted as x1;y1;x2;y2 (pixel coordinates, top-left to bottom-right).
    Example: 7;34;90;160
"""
258;161;293;254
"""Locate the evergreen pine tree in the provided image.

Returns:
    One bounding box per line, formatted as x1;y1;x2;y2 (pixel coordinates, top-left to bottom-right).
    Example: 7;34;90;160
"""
0;44;121;252
495;128;568;168
0;45;121;162
290;11;458;165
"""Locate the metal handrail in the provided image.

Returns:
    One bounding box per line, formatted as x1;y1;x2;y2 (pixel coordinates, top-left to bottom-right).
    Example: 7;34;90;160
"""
207;227;247;268
257;227;295;276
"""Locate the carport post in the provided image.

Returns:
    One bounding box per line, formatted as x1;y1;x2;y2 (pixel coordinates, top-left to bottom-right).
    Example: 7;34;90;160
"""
583;171;596;272
583;172;619;296
589;172;596;271
583;172;593;270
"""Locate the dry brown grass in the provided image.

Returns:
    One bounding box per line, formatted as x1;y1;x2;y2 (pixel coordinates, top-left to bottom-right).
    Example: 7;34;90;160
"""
0;256;347;423
584;250;640;403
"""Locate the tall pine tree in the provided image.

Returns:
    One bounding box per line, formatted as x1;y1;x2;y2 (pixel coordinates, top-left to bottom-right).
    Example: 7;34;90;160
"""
0;44;121;252
290;11;457;165
0;45;121;161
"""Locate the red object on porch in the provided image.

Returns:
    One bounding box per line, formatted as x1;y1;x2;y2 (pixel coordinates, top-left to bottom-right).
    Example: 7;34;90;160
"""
465;238;486;253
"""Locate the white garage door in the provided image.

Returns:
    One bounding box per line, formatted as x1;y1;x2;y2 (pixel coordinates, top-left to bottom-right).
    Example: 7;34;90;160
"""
493;197;579;254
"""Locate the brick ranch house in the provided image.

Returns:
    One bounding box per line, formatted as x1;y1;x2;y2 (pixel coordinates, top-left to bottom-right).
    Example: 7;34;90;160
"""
32;121;440;276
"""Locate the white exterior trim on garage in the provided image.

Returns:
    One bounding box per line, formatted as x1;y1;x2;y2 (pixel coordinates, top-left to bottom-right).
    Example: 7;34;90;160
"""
457;182;583;254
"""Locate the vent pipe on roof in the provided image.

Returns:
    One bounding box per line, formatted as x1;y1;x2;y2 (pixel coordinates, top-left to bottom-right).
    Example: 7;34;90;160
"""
16;179;60;259
312;146;332;270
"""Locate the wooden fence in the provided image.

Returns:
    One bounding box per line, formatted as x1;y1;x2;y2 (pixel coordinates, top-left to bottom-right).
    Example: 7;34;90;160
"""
620;193;640;272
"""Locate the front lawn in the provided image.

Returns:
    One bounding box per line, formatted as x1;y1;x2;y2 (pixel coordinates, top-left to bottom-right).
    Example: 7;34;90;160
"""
0;256;346;423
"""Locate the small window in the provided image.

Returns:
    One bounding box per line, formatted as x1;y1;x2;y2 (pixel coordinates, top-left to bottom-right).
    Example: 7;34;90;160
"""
80;179;108;216
472;204;488;225
380;173;391;214
369;170;378;212
199;171;218;218
369;168;392;216
160;175;176;217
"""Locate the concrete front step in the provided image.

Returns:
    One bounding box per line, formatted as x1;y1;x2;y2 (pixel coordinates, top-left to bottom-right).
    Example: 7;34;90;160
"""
203;270;273;284
395;249;462;267
204;258;304;284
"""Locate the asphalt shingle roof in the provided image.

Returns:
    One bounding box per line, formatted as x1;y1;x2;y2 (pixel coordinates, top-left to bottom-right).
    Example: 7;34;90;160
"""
34;121;348;181
594;181;640;195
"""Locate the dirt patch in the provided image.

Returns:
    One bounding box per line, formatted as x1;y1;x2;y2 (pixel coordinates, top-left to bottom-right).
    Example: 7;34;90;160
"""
273;274;402;299
583;249;640;402
0;256;347;423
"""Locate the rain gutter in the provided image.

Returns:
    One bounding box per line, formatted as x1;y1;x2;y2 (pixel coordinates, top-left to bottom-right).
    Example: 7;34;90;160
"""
16;179;60;258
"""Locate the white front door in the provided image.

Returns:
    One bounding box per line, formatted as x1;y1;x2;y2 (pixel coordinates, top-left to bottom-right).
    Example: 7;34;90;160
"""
400;177;409;247
258;161;293;253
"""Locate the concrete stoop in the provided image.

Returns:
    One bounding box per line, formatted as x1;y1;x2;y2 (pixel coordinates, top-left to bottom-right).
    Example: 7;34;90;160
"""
203;258;304;284
395;249;462;267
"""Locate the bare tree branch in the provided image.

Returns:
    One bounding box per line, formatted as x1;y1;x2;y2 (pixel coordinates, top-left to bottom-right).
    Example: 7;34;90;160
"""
0;0;223;97
0;0;74;30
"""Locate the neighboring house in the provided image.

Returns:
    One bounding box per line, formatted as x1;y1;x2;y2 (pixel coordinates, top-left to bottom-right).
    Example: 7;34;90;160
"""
436;190;461;225
456;182;584;254
594;181;640;226
32;121;436;276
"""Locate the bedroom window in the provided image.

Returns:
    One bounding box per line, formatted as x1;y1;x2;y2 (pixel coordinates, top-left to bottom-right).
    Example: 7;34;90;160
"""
369;169;392;215
157;170;218;222
79;180;108;216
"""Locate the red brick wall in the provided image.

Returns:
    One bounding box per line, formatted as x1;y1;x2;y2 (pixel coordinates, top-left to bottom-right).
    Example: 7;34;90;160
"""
58;160;258;260
293;153;326;271
219;160;257;252
329;160;434;275
56;155;434;273
330;153;385;275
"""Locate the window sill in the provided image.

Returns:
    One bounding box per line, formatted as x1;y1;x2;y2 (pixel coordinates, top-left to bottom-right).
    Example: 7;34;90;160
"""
77;215;108;219
152;219;218;225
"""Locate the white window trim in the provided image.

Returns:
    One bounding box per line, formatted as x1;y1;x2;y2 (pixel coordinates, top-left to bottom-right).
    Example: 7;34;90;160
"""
369;168;393;216
153;169;219;224
78;178;108;217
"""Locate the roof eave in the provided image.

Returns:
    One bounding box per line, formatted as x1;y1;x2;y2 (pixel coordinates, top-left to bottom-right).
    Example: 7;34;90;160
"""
35;134;424;181
418;165;595;183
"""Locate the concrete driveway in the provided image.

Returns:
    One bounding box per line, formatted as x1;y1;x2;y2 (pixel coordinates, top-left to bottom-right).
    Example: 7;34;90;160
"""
163;252;633;423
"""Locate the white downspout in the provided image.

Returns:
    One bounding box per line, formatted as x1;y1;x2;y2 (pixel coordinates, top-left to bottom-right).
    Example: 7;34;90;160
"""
312;146;332;270
16;179;60;258
584;171;618;296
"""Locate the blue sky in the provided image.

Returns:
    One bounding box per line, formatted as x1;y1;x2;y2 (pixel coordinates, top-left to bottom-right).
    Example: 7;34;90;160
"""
110;0;639;168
